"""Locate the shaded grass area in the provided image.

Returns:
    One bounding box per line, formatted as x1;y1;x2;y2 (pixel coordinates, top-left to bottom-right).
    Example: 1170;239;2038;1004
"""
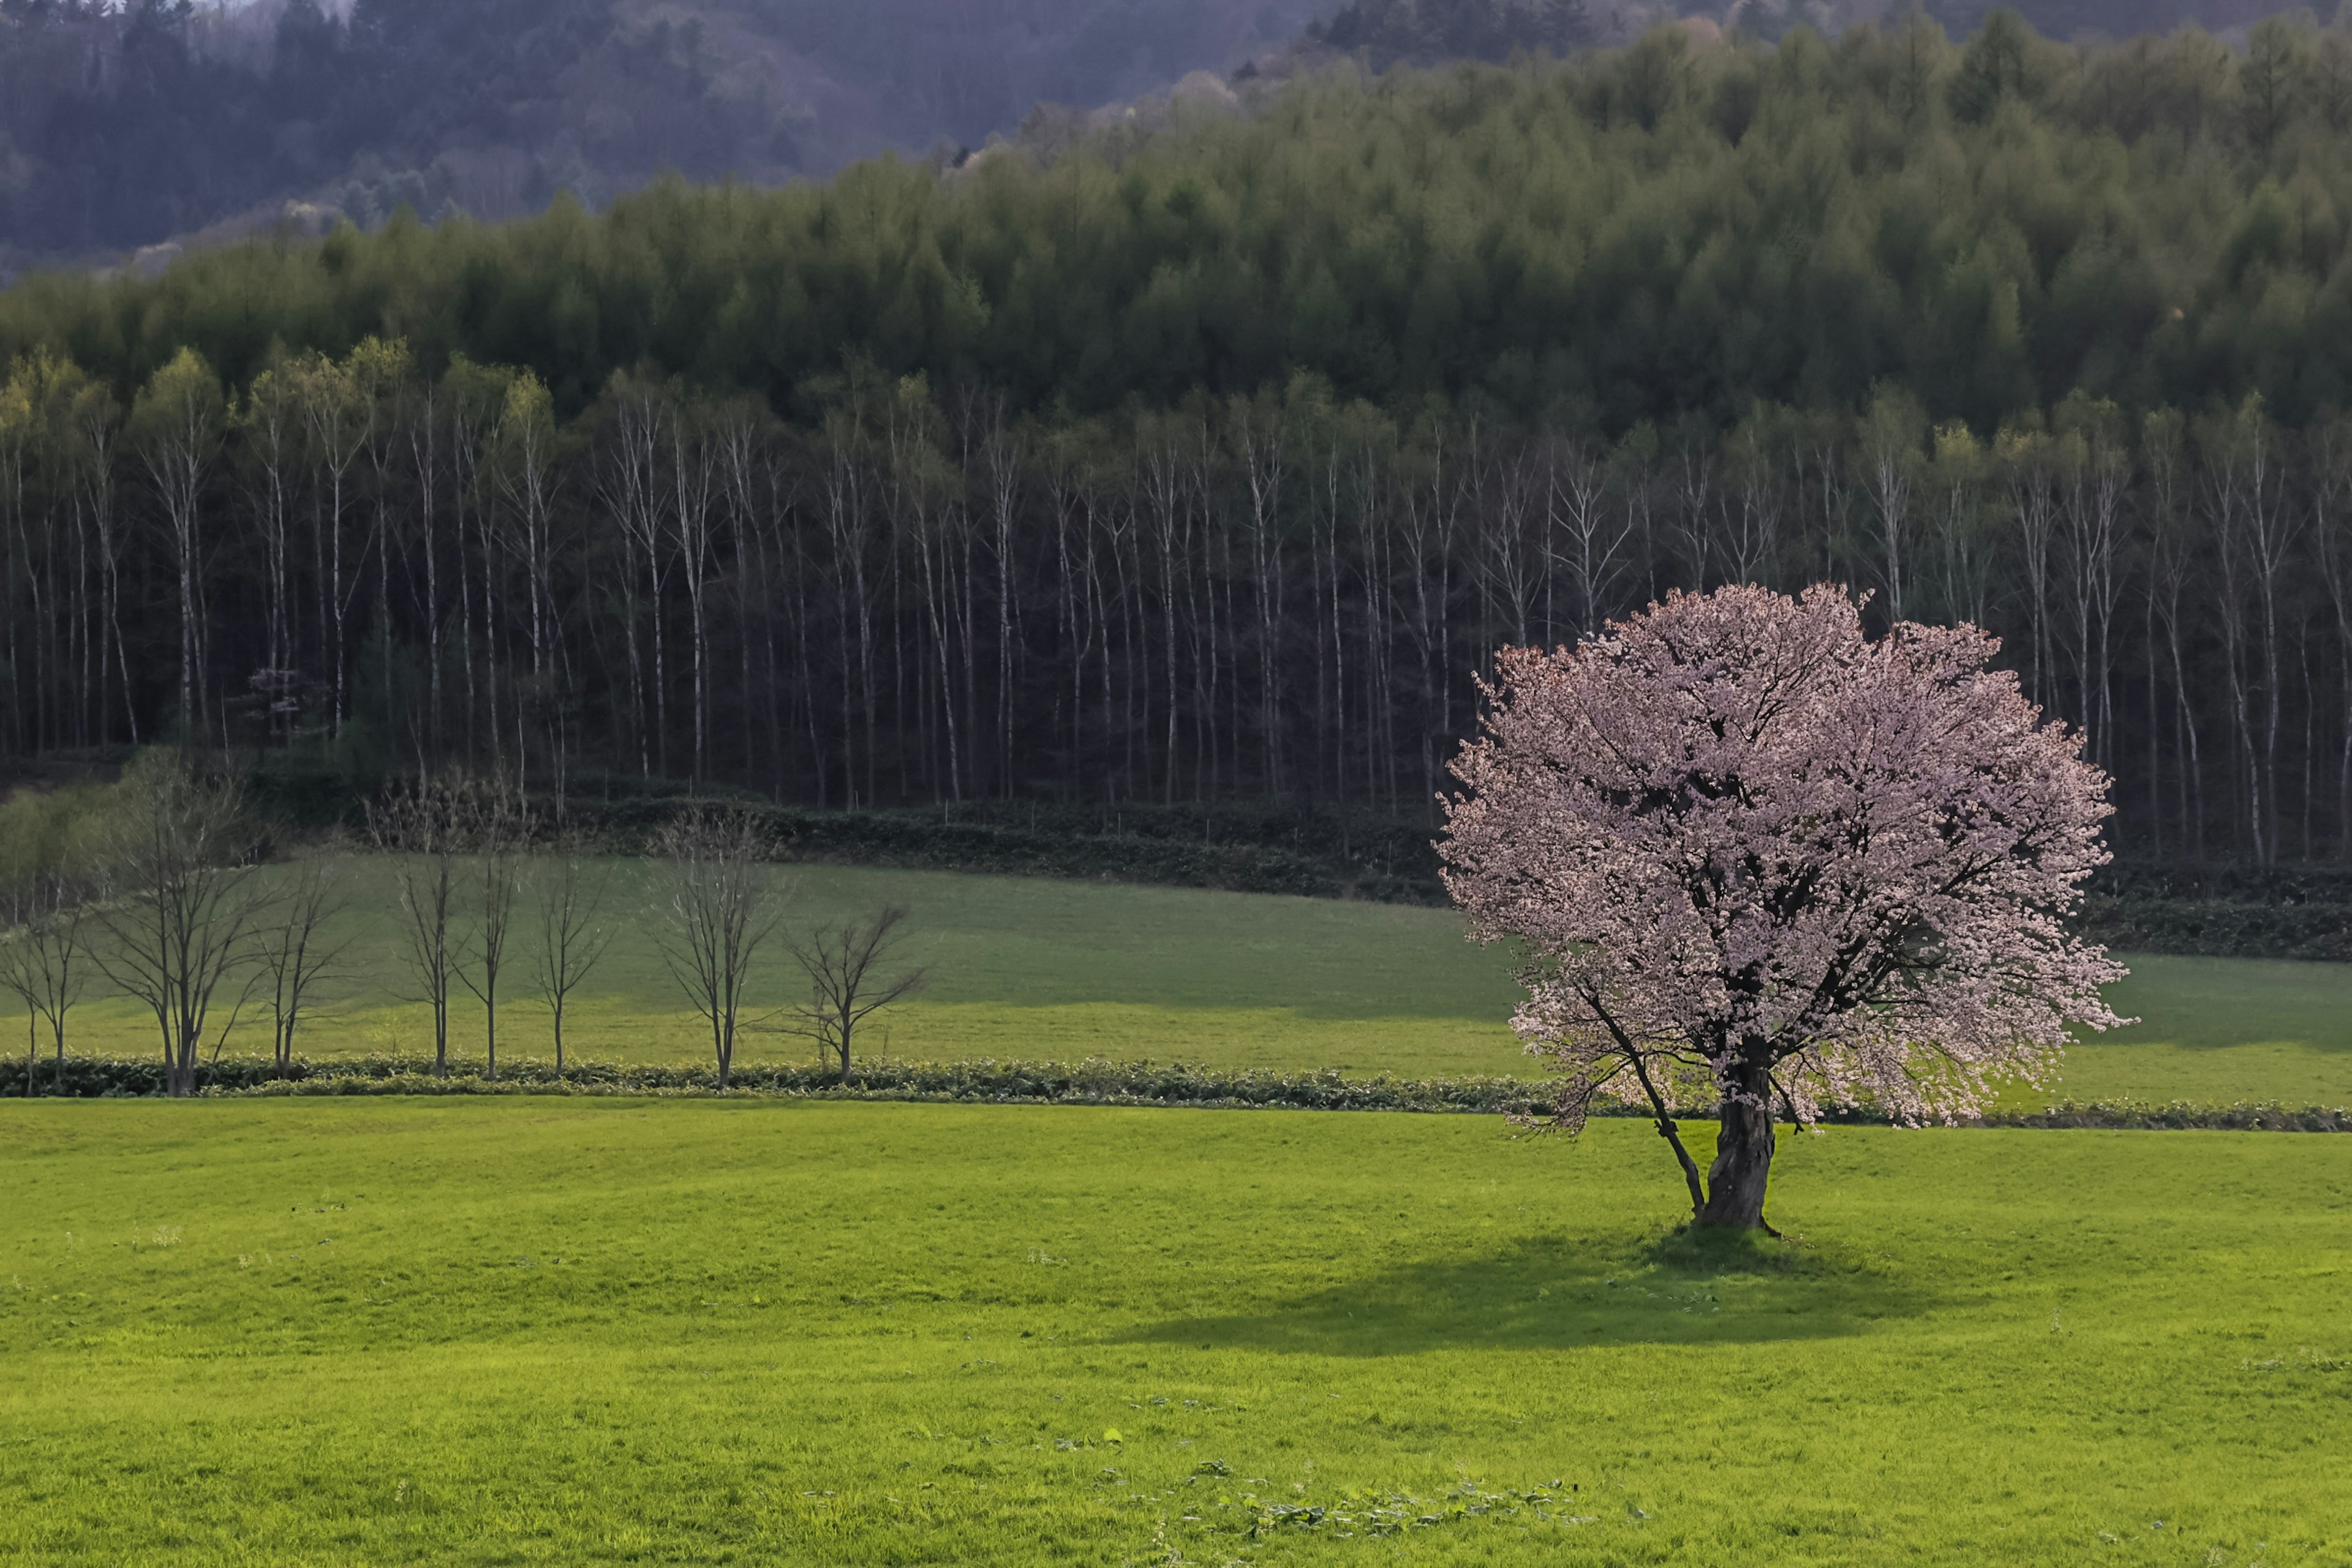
1136;1227;1928;1357
1;1101;2347;1565
26;861;2352;1107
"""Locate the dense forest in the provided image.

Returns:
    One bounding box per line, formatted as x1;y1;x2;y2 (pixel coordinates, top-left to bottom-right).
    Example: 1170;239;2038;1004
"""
5;14;2352;864
1299;0;2305;61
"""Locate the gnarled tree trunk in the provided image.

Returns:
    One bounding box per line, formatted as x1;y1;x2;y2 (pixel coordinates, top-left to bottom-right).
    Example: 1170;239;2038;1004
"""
1698;1059;1776;1230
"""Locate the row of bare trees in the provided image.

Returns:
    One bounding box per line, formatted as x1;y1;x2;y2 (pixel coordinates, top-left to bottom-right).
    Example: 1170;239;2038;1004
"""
13;340;2352;860
641;809;925;1088
0;754;328;1097
0;760;924;1096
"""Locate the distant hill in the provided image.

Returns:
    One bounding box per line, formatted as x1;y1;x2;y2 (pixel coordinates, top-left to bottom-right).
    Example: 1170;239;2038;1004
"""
0;0;2337;271
1285;0;2335;64
0;0;1329;267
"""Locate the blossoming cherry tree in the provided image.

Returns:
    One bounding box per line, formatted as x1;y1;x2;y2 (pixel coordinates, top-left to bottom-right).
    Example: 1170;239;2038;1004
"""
1441;585;2126;1231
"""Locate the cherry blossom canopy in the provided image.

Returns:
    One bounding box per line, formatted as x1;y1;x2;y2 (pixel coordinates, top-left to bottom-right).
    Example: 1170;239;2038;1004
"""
1442;584;2127;1139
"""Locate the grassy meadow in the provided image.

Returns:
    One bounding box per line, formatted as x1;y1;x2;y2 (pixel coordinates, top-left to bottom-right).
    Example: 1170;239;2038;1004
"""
11;862;2351;1564
2;1099;2346;1566
31;859;2352;1109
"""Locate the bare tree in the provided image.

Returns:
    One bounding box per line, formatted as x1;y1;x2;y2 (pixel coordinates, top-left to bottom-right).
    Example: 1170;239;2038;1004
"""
649;807;780;1088
0;867;91;1096
530;837;615;1076
252;851;352;1079
778;905;927;1087
2313;414;2352;852
368;777;466;1077
92;755;266;1098
2203;399;2297;863
0;786;99;1096
489;371;564;789
2151;444;2207;853
1547;434;1629;637
2055;398;2127;767
2000;427;2058;713
1719;415;1784;590
291;349;368;733
129;350;225;743
1860;387;1922;623
456;780;532;1080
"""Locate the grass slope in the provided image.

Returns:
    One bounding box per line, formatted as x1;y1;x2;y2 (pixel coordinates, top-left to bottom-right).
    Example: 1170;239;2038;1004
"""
30;862;2352;1106
2;1099;2346;1565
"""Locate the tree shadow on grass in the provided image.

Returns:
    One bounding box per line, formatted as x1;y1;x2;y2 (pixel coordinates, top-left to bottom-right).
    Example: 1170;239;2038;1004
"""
1126;1226;1928;1357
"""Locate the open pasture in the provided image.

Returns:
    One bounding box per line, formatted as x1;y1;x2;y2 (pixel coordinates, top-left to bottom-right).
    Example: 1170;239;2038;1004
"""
1;1098;2346;1565
37;861;2352;1109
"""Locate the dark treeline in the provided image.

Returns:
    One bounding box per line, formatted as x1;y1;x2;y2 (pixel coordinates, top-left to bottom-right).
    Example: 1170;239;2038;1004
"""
9;17;2352;861
7;339;2350;865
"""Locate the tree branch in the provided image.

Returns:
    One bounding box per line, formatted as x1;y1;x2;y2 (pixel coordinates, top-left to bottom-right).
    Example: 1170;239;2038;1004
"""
1583;986;1708;1219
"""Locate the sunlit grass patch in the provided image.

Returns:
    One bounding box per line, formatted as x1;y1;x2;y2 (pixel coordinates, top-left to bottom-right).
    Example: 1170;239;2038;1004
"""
21;861;2352;1109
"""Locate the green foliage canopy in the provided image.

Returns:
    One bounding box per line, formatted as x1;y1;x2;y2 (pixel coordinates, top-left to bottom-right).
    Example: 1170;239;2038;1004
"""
6;15;2352;432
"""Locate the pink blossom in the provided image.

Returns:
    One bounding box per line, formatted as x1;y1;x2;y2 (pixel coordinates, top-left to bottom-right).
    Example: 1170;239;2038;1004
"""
1441;584;2127;1227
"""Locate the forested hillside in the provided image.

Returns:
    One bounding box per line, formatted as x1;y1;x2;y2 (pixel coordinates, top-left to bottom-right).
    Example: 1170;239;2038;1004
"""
4;15;2352;865
1;0;2331;266
1306;0;2337;65
0;0;1325;263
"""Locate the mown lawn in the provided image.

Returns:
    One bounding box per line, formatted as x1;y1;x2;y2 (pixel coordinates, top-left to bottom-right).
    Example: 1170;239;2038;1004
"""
36;861;2352;1106
1;1099;2345;1566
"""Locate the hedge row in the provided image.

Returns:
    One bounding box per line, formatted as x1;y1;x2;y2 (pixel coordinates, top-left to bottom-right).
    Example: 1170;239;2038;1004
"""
5;1054;1550;1110
2076;894;2352;963
6;1054;2343;1131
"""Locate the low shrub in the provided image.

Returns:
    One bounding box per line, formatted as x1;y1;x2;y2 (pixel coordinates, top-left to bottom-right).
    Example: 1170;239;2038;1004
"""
4;1054;2342;1130
1985;1099;2352;1132
2076;892;2352;963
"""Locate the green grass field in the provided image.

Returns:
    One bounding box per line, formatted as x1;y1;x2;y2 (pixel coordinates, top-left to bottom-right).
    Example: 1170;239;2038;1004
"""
2;1099;2346;1565
37;861;2352;1108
